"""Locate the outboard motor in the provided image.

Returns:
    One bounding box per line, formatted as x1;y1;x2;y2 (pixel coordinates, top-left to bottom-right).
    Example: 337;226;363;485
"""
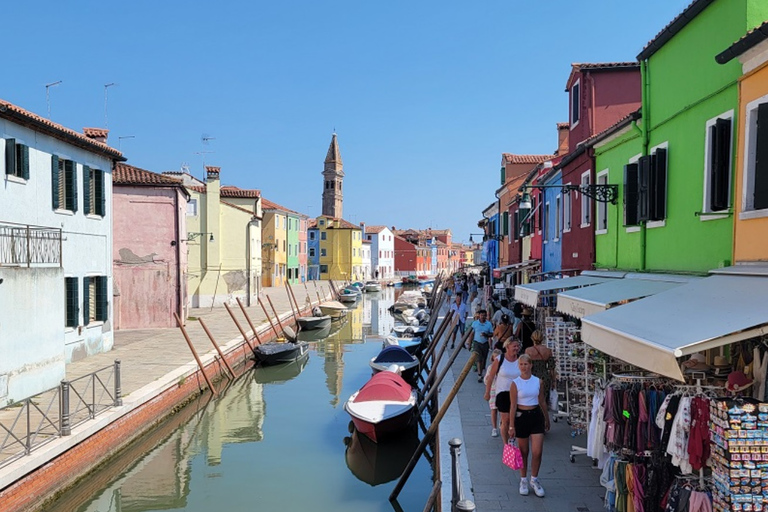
313;306;323;317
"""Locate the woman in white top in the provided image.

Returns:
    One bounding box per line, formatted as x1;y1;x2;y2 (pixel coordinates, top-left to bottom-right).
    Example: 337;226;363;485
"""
508;353;550;498
483;338;520;444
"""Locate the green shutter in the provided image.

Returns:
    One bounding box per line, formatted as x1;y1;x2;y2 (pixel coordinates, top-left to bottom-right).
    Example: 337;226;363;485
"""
502;212;509;237
51;155;60;210
65;277;79;328
98;276;108;321
82;277;91;325
500;166;506;185
69;161;78;212
97;170;105;216
83;165;91;214
5;138;15;176
21;145;29;180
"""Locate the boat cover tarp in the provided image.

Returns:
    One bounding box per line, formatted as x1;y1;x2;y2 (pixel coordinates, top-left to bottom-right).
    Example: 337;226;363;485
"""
255;341;300;355
354;372;412;402
373;346;417;364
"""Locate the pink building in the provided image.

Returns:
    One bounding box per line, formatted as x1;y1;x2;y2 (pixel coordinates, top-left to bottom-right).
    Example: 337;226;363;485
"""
113;163;189;329
299;217;308;282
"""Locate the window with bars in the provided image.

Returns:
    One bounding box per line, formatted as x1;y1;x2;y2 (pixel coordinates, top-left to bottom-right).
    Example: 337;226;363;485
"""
5;139;30;179
83;166;106;216
83;276;108;324
52;155;78;212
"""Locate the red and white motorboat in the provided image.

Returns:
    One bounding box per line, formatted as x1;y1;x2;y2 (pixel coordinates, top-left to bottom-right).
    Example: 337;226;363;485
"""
344;368;417;443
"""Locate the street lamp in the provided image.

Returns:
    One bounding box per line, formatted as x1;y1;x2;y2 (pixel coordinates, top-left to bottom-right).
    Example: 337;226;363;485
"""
469;233;503;244
519;181;619;206
187;232;214;242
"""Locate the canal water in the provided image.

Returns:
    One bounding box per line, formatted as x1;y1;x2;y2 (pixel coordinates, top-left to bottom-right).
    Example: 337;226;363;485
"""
45;287;434;512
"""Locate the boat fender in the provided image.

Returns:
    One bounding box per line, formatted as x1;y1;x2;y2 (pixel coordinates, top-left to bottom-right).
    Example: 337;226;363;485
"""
283;326;297;342
313;307;323;317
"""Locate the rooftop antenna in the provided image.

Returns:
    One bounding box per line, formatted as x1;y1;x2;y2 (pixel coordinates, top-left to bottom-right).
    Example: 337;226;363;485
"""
202;133;215;145
104;83;117;128
45;80;62;119
118;135;135;150
194;150;215;178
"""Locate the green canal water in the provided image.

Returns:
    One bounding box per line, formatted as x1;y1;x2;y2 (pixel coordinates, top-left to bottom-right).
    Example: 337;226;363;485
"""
45;288;434;512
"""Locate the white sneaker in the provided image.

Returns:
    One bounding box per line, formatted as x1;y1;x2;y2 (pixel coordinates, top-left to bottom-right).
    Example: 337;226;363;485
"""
530;478;545;497
491;428;499;437
519;478;529;496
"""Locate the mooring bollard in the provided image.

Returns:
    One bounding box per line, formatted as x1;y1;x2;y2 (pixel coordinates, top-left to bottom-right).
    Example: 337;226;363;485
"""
60;380;71;436
114;359;123;406
449;438;476;512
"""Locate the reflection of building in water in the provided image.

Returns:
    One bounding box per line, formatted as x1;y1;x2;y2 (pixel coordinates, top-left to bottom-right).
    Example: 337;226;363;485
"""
315;301;366;406
370;288;395;336
363;296;372;326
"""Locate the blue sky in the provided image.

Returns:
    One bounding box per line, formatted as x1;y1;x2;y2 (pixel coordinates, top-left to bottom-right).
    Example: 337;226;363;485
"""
3;0;694;243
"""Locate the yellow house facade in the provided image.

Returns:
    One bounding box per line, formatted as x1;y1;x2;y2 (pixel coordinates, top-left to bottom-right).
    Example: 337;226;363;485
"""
316;215;363;281
187;167;262;308
261;209;287;288
717;25;768;263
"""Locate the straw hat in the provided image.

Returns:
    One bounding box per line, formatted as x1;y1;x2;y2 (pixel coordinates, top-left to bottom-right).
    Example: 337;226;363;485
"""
727;371;754;393
682;353;710;374
712;355;731;376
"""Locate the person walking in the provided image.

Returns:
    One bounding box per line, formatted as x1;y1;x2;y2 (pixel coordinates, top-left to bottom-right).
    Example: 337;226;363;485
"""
448;292;468;349
469;309;494;381
484;338;521;441
515;307;537;351
508;354;550;498
493;314;515;347
525;330;556;412
491;299;512;327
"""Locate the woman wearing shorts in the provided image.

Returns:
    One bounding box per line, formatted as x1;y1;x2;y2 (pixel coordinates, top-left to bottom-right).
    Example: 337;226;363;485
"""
508;353;550;498
483;339;520;444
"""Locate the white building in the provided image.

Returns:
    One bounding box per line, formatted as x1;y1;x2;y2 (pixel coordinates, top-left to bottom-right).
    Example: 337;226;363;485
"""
0;100;124;406
361;239;372;280
363;225;395;280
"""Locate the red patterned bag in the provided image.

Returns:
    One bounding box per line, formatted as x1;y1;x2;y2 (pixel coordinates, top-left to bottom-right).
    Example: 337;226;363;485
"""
502;440;523;470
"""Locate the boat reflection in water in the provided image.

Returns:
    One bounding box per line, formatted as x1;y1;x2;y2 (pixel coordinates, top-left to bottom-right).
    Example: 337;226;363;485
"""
344;428;420;486
253;351;309;384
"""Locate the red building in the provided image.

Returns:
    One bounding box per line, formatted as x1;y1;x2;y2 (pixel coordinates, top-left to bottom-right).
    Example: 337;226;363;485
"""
394;235;417;272
558;62;641;271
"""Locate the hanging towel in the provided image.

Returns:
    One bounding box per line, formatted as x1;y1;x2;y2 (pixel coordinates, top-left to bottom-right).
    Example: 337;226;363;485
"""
753;346;768;400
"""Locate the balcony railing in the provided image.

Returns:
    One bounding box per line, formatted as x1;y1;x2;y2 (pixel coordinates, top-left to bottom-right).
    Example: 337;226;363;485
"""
0;222;62;267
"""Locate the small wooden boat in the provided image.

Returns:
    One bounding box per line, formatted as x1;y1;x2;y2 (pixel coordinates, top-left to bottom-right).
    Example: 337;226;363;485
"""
392;324;428;337
253;340;309;366
297;312;332;331
344;368;417;443
319;301;348;318
338;289;359;303
382;335;422;356
364;281;382;292
369;346;419;385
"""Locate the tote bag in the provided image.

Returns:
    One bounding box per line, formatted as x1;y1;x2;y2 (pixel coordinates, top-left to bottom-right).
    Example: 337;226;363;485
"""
502;440;523;470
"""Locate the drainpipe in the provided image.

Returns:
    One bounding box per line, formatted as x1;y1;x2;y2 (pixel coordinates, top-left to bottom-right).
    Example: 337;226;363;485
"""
174;189;183;321
246;220;251;306
495;187;503;273
640;59;651;271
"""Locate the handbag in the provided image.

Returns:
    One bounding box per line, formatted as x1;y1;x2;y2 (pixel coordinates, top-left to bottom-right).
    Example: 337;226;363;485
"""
502;440;523;470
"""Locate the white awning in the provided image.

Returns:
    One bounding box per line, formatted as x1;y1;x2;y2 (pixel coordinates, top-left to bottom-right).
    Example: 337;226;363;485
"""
514;275;612;307
556;279;683;318
581;273;768;381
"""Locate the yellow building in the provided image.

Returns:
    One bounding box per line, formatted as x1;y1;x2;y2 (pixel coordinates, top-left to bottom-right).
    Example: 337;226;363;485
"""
187;166;262;308
717;25;768;262
316;215;363;281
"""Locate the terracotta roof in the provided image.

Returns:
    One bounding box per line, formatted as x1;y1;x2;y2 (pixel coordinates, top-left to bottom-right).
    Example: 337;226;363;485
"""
261;197;302;216
83;127;109;139
716;20;768;64
114;163;185;187
308;219;317;228
637;0;715;60
557;122;569;129
187;184;261;198
364;225;388;234
0;98;124;160
221;201;257;216
362;239;372;244
318;215;361;230
502;154;555;165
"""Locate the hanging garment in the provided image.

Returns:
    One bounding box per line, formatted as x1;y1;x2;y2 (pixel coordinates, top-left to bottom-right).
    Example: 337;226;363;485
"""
664;481;682;512
600;453;619;512
631;463;645;512
659;395;681;454
624;463;636;512
754;346;768;400
687;490;712;512
615;461;629;512
687;397;710;471
588;389;607;463
666;397;692;474
636;390;649;453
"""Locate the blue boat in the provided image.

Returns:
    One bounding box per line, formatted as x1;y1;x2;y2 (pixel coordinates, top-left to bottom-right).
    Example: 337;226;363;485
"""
370;346;419;385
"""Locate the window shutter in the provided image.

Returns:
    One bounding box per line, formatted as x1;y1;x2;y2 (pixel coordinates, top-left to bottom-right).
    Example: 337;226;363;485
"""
5;138;15;176
98;276;108;321
624;163;640;226
500;166;506;185
83;165;92;214
66;277;79;328
513;211;520;240
638;156;651;222
711;119;731;211
21;145;29;180
650;148;667;220
502;212;509;236
756;103;768;210
82;277;91;325
51;155;60;210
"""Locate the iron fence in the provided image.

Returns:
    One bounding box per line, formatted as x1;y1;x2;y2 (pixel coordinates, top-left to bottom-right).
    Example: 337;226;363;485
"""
0;360;121;469
0;222;62;267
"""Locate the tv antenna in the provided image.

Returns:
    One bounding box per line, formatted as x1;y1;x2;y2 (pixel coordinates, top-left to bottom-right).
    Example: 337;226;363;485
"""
202;133;215;145
45;80;62;119
194;150;215;176
104;83;117;128
118;135;135;150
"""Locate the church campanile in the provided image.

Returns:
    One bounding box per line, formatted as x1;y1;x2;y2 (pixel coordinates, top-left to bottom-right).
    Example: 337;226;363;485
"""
322;133;344;218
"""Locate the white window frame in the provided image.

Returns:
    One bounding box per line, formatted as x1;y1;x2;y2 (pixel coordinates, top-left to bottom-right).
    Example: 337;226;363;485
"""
596;169;609;235
626;153;642;233
580;171;591;227
562;184;572;233
187;198;198;216
741;93;768;220
701;109;734;220
647;142;668;229
570;79;581;129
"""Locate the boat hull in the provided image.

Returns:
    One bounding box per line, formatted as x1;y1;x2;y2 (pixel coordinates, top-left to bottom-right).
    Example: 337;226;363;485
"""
345;404;416;444
297;315;332;331
253;341;309;365
370;360;418;386
319;301;348;318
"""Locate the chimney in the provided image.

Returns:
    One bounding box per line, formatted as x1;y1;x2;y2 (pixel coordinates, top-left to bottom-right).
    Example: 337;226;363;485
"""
359;222;365;236
556;122;569;156
206;166;221;181
83;127;109;144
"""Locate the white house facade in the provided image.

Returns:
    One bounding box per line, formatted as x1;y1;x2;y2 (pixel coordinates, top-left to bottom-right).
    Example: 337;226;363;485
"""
0;100;123;406
364;225;395;279
361;240;372;280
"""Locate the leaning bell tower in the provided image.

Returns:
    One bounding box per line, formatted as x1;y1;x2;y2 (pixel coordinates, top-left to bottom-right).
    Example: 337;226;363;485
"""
322;133;344;218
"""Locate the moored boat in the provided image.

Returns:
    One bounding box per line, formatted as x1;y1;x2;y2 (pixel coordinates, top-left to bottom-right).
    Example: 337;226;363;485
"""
392;324;428;337
382;335;423;356
369;345;419;385
253;340;309;366
344;368;417;443
344;428;420;486
364;281;382;292
297;312;332;331
319;301;348;318
338;289;359;303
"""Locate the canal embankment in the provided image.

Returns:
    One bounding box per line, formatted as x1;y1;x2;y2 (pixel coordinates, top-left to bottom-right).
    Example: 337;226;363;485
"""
0;282;338;512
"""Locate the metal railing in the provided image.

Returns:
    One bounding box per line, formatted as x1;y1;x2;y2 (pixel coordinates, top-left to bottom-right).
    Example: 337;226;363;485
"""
0;360;121;469
0;222;62;267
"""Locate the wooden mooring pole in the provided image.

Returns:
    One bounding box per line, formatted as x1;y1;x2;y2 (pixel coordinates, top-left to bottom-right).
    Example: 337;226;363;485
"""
257;297;281;339
223;303;256;352
174;312;218;397
197;318;236;379
419;328;475;415
236;297;263;345
266;295;289;335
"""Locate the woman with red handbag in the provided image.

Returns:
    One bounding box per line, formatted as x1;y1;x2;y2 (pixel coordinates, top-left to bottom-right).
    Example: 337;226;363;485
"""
508;354;550;498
